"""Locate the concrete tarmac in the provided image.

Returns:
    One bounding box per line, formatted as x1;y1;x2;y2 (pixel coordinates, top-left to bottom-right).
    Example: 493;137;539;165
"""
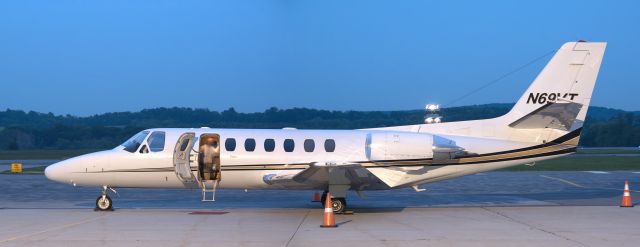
1;207;639;247
1;171;640;246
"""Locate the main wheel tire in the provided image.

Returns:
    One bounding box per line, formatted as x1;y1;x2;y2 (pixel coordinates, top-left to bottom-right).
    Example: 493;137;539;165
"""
95;195;113;211
331;198;346;214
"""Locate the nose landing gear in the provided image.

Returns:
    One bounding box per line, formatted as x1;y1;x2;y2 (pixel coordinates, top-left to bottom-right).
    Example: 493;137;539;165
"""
95;185;114;211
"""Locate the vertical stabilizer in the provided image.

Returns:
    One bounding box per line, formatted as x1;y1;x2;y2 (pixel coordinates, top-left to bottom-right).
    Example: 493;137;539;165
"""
504;41;607;132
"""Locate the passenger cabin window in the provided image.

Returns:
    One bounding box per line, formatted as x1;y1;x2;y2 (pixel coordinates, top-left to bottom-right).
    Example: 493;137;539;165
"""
147;131;166;152
304;139;315;152
324;139;336;152
225;138;236;151
283;139;295;152
264;139;275;152
245;138;256;152
122;131;150;153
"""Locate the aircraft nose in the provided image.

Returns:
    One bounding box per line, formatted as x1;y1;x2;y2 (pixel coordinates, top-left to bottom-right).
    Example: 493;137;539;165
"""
45;162;68;183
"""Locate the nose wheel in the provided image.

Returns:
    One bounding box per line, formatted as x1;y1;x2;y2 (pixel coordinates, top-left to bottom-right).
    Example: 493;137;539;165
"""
95;186;114;211
95;194;113;211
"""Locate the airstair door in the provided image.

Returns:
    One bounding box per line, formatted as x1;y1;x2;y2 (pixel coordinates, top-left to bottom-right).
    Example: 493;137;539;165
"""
173;132;198;184
198;133;222;202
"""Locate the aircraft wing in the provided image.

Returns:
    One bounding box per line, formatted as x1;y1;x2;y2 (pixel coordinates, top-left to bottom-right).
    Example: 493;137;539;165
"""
263;161;431;189
292;161;361;183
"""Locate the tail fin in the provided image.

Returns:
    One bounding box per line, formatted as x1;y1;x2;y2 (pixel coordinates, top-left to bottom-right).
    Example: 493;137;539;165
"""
370;41;606;146
504;41;607;132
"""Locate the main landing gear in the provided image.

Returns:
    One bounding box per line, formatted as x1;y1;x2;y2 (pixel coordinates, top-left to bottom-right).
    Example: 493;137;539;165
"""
320;191;346;214
95;185;114;211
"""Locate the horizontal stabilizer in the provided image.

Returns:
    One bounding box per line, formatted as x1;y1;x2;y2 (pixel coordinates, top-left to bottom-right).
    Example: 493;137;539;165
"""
509;102;583;131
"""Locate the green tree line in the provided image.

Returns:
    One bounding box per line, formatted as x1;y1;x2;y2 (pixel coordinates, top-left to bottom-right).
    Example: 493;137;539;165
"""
0;104;638;150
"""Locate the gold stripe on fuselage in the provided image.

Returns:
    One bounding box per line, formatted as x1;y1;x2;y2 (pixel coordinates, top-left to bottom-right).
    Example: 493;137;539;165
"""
220;135;579;171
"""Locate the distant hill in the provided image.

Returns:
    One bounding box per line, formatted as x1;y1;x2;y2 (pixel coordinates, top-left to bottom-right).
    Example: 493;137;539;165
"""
0;104;638;150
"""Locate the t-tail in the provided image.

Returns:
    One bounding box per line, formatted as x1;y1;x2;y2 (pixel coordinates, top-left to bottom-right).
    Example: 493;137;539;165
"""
375;41;607;148
500;41;607;145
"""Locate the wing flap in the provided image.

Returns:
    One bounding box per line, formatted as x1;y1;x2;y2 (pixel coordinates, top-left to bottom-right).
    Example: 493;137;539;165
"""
366;166;432;188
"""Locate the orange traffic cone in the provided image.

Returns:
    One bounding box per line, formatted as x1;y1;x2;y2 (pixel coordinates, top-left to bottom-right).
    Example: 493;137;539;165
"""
312;192;321;202
621;180;633;207
320;192;337;228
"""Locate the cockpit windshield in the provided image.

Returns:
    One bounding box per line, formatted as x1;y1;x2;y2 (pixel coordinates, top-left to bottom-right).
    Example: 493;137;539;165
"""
120;131;150;153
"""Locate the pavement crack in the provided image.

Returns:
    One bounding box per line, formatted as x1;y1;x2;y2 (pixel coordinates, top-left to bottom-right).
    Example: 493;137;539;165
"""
285;209;310;247
481;207;590;247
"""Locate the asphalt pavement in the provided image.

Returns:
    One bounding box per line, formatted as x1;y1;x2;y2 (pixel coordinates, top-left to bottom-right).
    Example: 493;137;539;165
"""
1;170;638;209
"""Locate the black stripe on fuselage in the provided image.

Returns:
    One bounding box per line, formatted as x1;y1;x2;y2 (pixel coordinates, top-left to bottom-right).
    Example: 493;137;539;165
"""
220;127;582;168
219;146;576;170
93;145;575;173
88;128;581;173
457;127;582;158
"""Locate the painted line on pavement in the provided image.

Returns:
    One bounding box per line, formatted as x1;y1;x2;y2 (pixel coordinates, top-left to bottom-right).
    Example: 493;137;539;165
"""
584;171;610;174
540;175;586;188
540;175;640;192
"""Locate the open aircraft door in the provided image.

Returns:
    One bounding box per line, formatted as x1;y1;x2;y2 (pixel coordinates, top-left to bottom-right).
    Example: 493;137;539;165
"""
173;132;198;185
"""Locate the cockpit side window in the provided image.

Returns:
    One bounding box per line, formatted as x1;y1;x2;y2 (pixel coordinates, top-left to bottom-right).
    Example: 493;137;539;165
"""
121;131;150;153
139;145;149;153
147;131;166;152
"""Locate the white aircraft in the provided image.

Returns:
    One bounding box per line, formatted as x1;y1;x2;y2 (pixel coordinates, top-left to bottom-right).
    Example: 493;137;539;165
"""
46;41;606;212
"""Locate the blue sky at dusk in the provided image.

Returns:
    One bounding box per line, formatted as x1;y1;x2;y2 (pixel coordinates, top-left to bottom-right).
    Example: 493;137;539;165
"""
0;0;638;115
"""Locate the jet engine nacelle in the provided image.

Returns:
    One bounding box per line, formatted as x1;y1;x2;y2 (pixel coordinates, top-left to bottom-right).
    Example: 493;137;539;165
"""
365;132;466;163
365;132;434;161
431;135;466;163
